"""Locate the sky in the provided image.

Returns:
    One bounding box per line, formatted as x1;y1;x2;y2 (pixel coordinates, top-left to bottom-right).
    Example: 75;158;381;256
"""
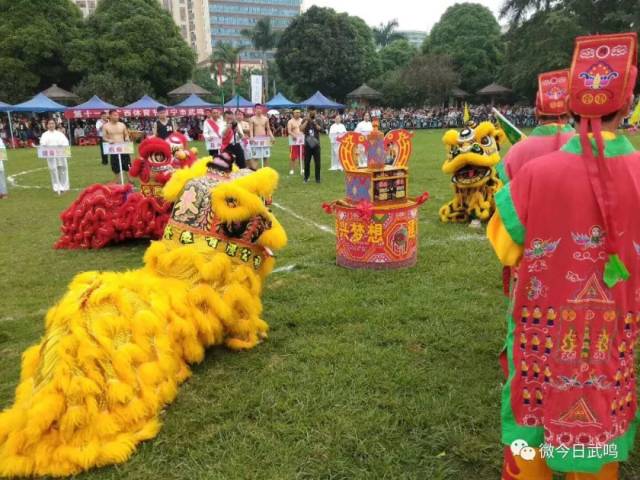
302;0;505;32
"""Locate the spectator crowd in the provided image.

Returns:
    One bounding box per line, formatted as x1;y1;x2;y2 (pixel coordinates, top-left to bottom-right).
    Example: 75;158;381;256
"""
0;104;538;147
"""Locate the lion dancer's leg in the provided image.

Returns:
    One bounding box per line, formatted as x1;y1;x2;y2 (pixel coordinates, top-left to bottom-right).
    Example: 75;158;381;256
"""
502;446;552;480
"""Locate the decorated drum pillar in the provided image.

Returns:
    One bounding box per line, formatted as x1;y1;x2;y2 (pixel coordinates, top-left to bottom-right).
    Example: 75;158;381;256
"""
323;120;429;270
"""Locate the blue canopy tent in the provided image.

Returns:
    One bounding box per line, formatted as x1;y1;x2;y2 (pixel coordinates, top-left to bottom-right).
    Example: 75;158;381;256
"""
265;93;298;109
64;96;118;119
173;94;218;109
224;95;254;109
300;91;345;110
11;93;66;112
7;93;67;146
123;95;165;116
0;101;12;147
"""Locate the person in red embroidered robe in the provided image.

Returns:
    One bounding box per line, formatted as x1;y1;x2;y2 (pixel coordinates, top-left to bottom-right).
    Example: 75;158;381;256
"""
488;33;640;480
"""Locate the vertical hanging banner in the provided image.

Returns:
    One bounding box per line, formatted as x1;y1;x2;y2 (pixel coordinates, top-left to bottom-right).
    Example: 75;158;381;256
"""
251;75;263;105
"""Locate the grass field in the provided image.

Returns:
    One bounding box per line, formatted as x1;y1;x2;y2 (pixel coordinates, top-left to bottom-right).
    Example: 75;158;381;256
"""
1;131;639;479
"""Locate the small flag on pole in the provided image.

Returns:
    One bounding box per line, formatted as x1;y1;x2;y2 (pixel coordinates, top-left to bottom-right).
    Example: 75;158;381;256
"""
492;108;526;145
463;103;471;123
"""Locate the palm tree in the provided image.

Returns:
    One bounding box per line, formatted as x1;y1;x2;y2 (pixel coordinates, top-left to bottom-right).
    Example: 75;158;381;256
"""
372;19;404;48
241;18;280;99
210;42;245;96
500;0;554;26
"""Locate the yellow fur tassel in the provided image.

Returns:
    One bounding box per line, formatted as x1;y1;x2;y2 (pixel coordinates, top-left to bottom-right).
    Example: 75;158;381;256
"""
0;165;286;477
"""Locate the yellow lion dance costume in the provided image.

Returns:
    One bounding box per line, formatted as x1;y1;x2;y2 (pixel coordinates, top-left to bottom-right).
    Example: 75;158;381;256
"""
0;159;287;477
439;121;504;223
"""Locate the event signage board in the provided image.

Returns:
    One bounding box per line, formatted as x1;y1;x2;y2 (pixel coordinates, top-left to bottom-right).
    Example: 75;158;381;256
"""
206;138;222;151
288;134;305;147
102;142;134;155
38;146;71;159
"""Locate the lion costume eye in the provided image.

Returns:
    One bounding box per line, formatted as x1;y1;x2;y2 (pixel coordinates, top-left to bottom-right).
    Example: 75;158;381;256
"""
480;136;492;147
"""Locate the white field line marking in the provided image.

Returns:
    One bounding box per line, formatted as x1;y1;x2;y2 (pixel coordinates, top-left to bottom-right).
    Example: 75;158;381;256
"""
273;264;297;274
271;202;488;246
0;308;48;323
8;167;81;191
271;202;335;235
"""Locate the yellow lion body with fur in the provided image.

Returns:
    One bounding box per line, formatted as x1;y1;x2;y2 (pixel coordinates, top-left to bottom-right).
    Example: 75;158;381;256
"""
439;121;504;223
0;160;287;477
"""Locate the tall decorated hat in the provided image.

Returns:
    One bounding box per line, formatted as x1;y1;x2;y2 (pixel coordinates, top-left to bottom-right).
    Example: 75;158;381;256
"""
567;32;638;287
568;32;637;118
536;69;570;117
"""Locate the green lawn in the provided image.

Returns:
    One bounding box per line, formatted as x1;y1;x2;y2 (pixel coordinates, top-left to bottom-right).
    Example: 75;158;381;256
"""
1;131;639;479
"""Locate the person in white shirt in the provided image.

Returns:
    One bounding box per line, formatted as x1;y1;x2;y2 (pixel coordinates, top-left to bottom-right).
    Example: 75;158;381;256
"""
354;112;373;168
73;124;85;142
203;109;226;157
40;119;70;195
0;137;7;199
96;111;108;165
329;115;346;171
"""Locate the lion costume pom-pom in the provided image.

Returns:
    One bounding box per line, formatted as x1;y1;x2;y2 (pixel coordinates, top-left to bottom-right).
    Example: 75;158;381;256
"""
0;162;286;477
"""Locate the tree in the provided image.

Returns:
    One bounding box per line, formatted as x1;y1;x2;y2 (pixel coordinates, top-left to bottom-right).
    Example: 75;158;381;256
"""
372;19;405;48
500;8;581;99
500;0;554;26
0;0;85;102
210;42;245;97
241;18;279;99
371;53;458;107
276;6;379;100
500;0;640;99
379;39;417;73
70;0;195;104
423;3;503;94
500;0;640;31
73;74;153;106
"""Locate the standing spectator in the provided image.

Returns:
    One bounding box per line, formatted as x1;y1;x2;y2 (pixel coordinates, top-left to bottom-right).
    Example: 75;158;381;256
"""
0;137;7;198
152;106;176;140
235;110;252;163
73;123;85;144
223;110;246;169
329;115;346;171
249;104;274;169
301;108;323;184
286;109;304;175
103;109;131;183
96;111;108;165
203;108;225;157
40;119;70;195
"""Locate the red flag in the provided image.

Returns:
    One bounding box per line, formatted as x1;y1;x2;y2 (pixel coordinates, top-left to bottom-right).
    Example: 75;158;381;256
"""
217;62;223;86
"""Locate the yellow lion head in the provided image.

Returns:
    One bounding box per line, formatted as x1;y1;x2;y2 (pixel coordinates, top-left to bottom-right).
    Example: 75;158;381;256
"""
441;121;505;189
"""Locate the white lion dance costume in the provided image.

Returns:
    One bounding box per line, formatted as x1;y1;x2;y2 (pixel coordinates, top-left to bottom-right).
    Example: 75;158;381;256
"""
0;158;287;477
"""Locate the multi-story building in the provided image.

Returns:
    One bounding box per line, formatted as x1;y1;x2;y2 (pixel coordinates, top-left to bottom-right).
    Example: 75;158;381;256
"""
209;0;303;66
162;0;213;63
399;30;428;49
73;0;97;16
72;0;212;63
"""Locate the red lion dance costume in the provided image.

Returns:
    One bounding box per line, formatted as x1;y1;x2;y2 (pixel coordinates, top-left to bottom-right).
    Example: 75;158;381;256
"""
55;138;181;249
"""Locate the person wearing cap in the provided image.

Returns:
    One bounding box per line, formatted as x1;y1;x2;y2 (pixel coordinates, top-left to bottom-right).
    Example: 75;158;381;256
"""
488;33;640;480
152;106;176;140
287;109;304;175
249;104;274;169
203;108;225;157
497;69;575;184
